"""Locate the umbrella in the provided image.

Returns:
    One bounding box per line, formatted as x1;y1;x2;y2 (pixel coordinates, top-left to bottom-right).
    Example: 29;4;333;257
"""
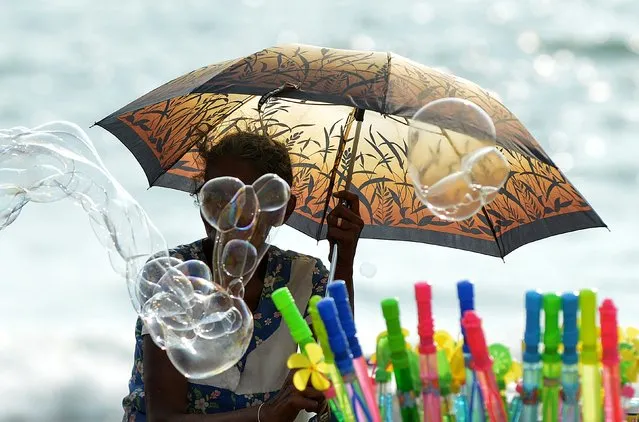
95;44;605;258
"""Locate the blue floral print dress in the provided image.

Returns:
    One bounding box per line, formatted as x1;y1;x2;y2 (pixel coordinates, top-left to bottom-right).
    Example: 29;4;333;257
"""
122;239;329;421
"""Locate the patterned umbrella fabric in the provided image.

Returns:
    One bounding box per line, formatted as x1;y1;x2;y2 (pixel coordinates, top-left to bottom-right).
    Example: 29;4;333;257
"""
96;44;606;258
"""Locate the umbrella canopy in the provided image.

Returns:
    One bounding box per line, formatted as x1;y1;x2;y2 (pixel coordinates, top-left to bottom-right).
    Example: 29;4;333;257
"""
96;44;606;258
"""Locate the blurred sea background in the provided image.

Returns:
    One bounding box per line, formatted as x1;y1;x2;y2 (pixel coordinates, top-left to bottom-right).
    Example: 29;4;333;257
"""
0;0;638;420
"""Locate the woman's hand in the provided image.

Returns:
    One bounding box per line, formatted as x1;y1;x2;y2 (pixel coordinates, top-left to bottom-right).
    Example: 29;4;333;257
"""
326;190;364;268
261;370;327;422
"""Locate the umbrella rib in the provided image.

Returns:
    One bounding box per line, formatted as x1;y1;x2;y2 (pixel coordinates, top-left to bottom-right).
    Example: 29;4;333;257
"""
381;52;392;115
147;94;256;189
440;128;465;160
314;109;357;240
481;207;505;260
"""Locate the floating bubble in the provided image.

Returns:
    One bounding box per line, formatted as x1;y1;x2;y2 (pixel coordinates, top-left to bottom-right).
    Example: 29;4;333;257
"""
0;121;290;379
198;176;246;232
464;146;510;199
407;98;511;221
227;278;245;298
175;260;213;281
253;174;291;212
199;179;258;233
143;291;193;332
189;276;218;296
197;305;244;340
207;173;291;292
168;297;253;379
156;267;197;304
137;256;184;304
141;313;169;349
359;262;377;278
222;239;258;278
424;171;483;221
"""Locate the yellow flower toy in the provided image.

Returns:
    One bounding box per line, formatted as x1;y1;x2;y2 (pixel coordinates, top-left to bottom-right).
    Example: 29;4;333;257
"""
287;343;331;391
434;330;466;389
504;361;523;385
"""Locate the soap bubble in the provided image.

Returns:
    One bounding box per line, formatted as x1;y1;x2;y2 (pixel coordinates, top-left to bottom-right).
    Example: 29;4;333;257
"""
136;256;183;306
199;177;248;232
168;296;253;378
360;262;377;278
200;173;290;293
176;259;213;281
222;239;258;278
143;291;193;332
0;121;290;379
407;98;510;221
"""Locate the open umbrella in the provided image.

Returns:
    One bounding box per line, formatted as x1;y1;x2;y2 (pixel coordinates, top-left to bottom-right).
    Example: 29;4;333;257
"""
95;44;605;258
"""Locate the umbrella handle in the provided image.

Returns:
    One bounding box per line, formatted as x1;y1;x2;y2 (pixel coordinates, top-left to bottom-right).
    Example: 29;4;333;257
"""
343;109;365;192
257;83;300;112
328;105;362;291
327;198;351;293
327;243;339;294
328;109;364;286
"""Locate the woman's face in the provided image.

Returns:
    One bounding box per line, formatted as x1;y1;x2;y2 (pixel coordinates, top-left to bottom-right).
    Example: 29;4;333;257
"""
200;156;297;240
200;157;263;238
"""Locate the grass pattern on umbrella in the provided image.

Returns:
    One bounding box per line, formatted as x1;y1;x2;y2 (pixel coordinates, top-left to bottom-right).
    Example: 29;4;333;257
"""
98;44;605;257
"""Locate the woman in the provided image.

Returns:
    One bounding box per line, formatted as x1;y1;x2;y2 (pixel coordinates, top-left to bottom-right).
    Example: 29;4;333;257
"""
122;131;364;422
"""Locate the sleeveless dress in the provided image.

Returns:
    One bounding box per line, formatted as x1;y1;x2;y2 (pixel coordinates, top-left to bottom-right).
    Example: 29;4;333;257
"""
122;239;329;421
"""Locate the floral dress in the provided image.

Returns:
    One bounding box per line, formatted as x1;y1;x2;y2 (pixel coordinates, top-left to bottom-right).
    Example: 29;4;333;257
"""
122;239;329;421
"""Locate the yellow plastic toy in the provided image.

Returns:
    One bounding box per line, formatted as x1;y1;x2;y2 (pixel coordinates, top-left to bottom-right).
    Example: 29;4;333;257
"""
287;343;331;391
433;330;466;389
371;328;413;372
505;361;523;385
618;326;639;384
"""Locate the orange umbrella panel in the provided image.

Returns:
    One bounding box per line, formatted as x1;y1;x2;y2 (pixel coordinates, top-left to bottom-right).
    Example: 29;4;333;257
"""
96;44;606;257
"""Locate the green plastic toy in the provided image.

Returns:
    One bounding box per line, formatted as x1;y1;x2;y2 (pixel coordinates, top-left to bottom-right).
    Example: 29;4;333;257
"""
542;293;562;422
308;295;334;363
272;287;314;350
381;298;420;422
489;343;513;392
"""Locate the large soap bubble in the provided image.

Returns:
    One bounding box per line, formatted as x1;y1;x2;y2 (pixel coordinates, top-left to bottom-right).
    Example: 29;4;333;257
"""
199;173;290;297
166;296;253;379
0;121;290;379
407;98;510;221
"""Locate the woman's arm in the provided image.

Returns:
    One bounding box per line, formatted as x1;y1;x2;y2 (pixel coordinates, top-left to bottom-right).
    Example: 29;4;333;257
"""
144;336;322;422
143;336;261;422
326;190;364;312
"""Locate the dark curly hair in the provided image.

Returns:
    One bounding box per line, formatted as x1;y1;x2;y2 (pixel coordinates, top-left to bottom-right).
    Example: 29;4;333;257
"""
193;128;294;193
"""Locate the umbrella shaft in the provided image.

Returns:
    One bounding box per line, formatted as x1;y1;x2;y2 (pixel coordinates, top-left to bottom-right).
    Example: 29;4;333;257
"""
328;243;339;290
329;108;364;287
344;118;364;191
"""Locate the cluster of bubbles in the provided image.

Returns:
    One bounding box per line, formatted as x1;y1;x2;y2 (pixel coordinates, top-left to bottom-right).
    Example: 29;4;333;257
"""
0;121;290;379
407;98;511;221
